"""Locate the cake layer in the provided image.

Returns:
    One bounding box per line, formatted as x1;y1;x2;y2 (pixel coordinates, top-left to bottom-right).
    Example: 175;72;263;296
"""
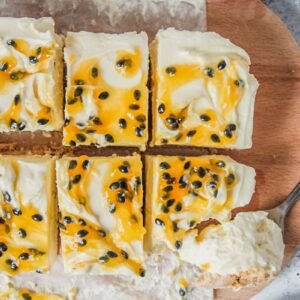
151;28;259;148
63;31;149;148
56;155;145;276
0;155;57;276
145;155;256;251
0;17;63;132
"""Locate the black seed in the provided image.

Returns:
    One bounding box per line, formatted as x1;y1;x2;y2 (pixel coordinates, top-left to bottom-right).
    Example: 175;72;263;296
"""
175;203;182;212
179;175;188;185
173;222;179;232
189;220;196;228
224;129;232;138
163;185;173;192
75;80;85;85
77;229;88;237
7;39;16;47
119;118;127;129
109;182;120;190
105;134;114;143
218;60;226;70
98;230;106;237
14;94;20;105
166;117;177;124
175;240;182;249
69;140;76;146
29;56;38;64
37;118;49;125
67;98;77;105
119;179;128;190
92;116;102;125
0;242;8;252
10;262;18;270
13;208;22;215
166;66;176;75
63;216;73;224
18;122;26;131
99;91;109;99
228;123;237;131
135;127;144;137
160;162;170;170
32;214;43;222
209;181;217;189
216;160;226;168
161;138;168;144
121;250;129;259
139;268;146;277
109;203;116;213
74;87;83;97
166;199;175;207
161;205;169;213
3;191;11;202
119;165;129;174
72;174;81;184
18;228;26;238
235;79;245;87
91;67;98;78
64;119;70;126
78;239;87;246
22;293;32;300
129;104;140;110
211;134;220;143
212;174;219;181
107;250;118;258
179;288;186;297
0;217;5;224
59;223;66;230
167;177;176;185
158;103;165;114
78;218;86;226
192;180;202;188
19;252;30;260
99;255;109;263
86;129;96;134
82;160;89;170
226;173;235;185
155;218;164;226
171;123;179;130
69;160;77;169
136;114;146;122
10;72;20;80
0;61;8;71
200;114;211;122
36;270;43;274
134;90;141;100
9;119;18;130
117;192;126;203
204;67;214;78
5;258;13;265
184;161;191;170
162;172;171;180
36;47;42;55
76;133;86;142
187;130;196;137
116;59;132;68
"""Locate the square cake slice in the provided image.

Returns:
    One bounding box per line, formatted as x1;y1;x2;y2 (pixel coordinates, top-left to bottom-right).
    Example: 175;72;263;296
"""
0;17;63;132
145;155;256;251
151;28;259;148
63;31;149;148
0;156;57;276
56;155;145;276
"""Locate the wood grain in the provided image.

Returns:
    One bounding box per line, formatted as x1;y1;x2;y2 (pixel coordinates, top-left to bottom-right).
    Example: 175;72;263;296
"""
206;0;300;298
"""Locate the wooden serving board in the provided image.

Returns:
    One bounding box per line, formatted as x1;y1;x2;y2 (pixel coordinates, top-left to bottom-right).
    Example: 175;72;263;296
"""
207;0;300;299
0;0;299;299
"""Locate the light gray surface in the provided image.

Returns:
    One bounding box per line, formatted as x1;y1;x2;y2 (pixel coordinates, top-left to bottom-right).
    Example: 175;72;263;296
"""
263;0;300;43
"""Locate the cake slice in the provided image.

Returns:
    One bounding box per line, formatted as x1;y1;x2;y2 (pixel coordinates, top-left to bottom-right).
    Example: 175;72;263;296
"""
0;156;57;276
0;17;63;132
56;155;145;276
63;31;149;148
145;155;256;250
151;28;259;148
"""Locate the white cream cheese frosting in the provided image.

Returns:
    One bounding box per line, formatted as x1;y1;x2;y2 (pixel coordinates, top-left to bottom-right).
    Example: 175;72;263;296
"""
63;31;149;148
152;28;259;148
179;211;284;276
56;155;145;276
0;156;57;276
0;17;63;132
